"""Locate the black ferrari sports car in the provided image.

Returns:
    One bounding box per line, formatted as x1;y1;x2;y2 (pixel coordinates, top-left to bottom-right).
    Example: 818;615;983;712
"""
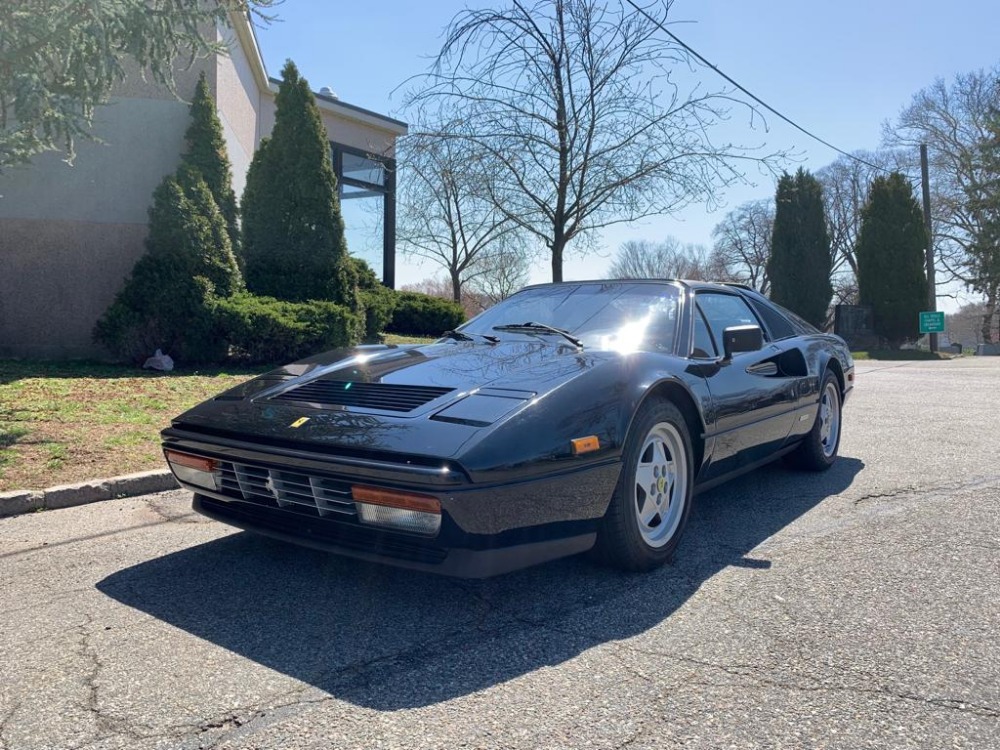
162;280;853;577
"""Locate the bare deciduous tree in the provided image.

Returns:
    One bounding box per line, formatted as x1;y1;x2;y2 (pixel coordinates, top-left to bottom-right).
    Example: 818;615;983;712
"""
883;67;1000;339
607;237;715;280
710;199;773;293
404;0;782;283
468;246;532;304
946;301;999;347
401;276;490;318
397;131;526;302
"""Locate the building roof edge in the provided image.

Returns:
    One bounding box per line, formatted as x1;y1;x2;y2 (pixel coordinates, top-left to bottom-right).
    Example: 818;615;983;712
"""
228;11;408;137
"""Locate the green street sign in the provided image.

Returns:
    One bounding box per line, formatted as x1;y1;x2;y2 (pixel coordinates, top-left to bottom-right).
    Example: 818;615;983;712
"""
919;311;945;334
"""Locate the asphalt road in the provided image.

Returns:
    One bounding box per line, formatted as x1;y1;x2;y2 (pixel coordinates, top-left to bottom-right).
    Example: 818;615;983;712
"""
2;358;999;750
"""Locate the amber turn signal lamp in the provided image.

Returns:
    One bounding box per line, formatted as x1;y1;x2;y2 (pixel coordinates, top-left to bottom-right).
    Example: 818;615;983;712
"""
351;485;441;514
164;450;218;473
164;450;220;492
571;435;600;455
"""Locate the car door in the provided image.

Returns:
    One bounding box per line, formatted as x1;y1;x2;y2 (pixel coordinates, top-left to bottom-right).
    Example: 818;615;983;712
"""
692;291;800;478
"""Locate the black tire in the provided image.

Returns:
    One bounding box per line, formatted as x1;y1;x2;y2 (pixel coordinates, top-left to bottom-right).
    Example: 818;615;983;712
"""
786;369;842;472
592;400;694;572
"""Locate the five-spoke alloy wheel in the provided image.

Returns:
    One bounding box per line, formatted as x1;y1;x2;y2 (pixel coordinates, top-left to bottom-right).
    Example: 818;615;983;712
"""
787;368;842;471
632;422;689;549
595;400;693;571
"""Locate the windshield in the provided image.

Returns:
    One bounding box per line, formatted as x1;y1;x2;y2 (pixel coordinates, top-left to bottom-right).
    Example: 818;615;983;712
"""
460;282;680;353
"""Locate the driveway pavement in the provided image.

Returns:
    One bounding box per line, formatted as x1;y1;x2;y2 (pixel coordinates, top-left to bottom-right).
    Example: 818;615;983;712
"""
1;358;998;749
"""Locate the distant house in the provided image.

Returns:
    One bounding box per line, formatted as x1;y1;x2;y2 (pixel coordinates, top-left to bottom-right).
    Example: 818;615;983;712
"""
0;11;407;359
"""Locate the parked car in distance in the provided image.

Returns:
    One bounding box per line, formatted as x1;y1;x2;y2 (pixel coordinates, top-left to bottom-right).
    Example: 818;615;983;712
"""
162;280;853;577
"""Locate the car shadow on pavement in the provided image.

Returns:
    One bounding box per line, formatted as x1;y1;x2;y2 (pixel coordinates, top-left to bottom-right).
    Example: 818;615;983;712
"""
97;456;863;710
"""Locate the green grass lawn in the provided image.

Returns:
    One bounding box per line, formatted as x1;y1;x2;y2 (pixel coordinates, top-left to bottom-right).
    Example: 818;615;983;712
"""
0;336;440;492
0;360;265;492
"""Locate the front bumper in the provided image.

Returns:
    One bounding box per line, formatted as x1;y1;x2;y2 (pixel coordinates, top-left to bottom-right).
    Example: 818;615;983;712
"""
193;493;596;578
163;428;618;577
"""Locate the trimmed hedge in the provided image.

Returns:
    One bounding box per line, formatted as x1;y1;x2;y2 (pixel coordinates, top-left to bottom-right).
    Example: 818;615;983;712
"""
385;291;465;336
215;293;361;364
349;256;397;341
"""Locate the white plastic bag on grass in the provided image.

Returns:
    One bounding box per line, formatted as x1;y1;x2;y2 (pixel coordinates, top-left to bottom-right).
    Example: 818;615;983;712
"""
142;349;174;371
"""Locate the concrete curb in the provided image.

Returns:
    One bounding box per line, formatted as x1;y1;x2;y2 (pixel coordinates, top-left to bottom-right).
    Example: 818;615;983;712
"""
0;470;179;518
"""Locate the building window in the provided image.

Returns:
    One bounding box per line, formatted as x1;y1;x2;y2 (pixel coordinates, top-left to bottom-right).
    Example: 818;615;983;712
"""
331;144;396;287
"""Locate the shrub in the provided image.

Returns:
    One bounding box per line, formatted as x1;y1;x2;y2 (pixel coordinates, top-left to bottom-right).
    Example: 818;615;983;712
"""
386;291;465;336
215;293;361;364
94;174;240;363
349;257;397;340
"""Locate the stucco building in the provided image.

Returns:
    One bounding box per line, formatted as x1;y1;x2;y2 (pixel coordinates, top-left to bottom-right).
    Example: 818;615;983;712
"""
0;11;406;359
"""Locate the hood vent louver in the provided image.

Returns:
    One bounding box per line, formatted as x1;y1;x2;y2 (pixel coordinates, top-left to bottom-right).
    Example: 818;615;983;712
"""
271;380;454;413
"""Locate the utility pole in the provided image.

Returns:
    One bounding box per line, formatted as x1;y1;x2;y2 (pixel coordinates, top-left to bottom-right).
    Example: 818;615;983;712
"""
920;144;938;352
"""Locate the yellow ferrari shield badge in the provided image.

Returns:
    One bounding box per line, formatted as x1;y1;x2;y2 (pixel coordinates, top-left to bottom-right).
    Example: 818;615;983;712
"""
289;417;310;429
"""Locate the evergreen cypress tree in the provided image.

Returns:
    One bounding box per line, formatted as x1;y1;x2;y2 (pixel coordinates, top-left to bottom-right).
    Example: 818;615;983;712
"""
182;72;241;256
94;70;247;362
965;105;1000;343
767;168;834;328
94;172;239;361
241;60;355;305
174;165;243;296
856;173;928;348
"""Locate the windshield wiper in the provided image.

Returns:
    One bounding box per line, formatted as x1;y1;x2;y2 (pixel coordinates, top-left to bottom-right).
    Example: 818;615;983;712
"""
442;330;500;344
491;322;584;349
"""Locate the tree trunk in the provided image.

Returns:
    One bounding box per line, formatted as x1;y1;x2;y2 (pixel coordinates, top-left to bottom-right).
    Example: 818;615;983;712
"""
449;268;462;303
550;235;565;283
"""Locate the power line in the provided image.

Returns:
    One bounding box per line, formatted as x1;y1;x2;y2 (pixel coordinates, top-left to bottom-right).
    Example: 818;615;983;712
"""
624;0;890;174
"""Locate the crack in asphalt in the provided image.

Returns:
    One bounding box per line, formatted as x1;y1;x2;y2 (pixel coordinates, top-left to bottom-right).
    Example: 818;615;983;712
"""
851;487;924;505
0;518;177;561
851;475;1000;506
0;700;20;750
66;616;165;750
613;646;1000;719
460;579;1000;734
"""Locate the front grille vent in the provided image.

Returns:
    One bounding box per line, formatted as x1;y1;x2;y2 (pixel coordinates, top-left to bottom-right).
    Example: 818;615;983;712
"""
218;460;355;518
271;380;453;413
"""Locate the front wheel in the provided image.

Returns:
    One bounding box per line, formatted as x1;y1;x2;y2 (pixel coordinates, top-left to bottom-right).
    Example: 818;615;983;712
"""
787;370;842;471
593;400;694;572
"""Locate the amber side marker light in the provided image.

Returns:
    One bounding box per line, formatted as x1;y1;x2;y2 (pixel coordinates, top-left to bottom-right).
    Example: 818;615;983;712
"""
571;435;601;455
164;450;220;491
352;485;442;535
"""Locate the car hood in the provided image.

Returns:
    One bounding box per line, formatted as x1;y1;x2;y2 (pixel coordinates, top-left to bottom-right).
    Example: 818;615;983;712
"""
169;340;614;459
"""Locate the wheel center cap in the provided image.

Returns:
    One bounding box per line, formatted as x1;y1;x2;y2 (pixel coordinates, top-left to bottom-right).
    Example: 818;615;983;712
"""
657;476;666;494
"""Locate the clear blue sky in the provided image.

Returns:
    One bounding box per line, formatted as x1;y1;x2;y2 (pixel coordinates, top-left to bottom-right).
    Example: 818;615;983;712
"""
255;0;1000;307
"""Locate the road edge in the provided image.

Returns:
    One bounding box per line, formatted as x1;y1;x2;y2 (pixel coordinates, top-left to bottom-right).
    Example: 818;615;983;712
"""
0;470;179;518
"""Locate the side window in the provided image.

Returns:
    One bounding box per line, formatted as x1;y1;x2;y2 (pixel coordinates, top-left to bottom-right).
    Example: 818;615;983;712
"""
747;298;796;340
691;308;717;358
696;293;763;356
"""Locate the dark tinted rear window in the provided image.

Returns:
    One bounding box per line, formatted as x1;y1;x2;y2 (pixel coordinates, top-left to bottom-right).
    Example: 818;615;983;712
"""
742;291;818;336
747;298;795;340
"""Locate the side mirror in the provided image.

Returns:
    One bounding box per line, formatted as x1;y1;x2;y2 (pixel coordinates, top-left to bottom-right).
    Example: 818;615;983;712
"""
722;325;763;361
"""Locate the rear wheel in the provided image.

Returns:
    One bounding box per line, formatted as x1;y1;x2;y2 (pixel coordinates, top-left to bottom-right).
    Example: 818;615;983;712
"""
787;370;842;471
593;400;693;571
